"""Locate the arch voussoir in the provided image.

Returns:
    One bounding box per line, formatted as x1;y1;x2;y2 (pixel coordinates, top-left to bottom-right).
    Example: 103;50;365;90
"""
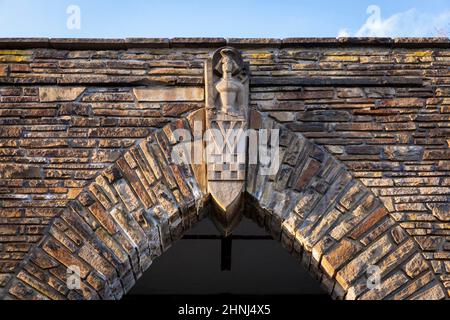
3;118;208;300
245;110;446;300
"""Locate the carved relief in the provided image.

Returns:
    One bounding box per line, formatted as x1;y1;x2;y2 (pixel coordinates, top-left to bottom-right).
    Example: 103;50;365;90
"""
205;47;249;235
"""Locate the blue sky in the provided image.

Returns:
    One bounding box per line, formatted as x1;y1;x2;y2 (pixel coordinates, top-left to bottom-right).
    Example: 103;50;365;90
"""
0;0;449;38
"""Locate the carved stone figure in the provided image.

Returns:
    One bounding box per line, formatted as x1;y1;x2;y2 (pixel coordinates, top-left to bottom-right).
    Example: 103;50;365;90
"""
205;47;249;235
214;48;246;116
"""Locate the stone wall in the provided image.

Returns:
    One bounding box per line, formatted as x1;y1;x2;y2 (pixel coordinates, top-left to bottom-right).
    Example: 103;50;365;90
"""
0;38;448;299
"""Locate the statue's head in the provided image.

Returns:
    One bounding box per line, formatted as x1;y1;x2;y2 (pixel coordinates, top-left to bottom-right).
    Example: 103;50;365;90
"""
220;49;238;75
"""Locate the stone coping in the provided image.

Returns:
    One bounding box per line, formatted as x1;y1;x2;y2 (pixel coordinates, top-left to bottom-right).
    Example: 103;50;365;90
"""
0;37;448;49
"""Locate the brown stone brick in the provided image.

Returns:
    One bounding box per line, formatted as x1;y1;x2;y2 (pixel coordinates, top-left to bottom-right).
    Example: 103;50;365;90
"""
349;206;389;240
170;164;193;202
390;271;435;300
294;158;321;190
48;224;78;253
276;90;334;100
360;271;409;300
20;139;68;148
95;228;129;266
30;248;59;269
103;165;123;184
95;175;118;205
110;206;147;252
376;239;416;276
133;87;204;102
88;201;118;235
409;282;446;300
0;64;8;77
116;157;153;209
78;243;116;280
423;149;450;160
17;270;65;300
336;234;394;289
42;236;90;278
384;146;424;161
8;279;49;300
345;145;381;155
88;183;112;210
380;97;425;107
130;148;156;186
113;178;140;212
162;103;202;117
384;122;416;131
152;181;178;217
335;122;383;131
321;239;361;278
337;88;364;98
152;142;177;189
10;64;31;72
338;182;366;210
390;225;408;244
403;253;429;278
58;103;91;116
139;140;162;180
0;126;22;137
39;87;85;102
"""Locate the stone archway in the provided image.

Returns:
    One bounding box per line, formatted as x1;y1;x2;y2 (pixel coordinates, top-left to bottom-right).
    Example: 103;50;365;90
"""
2;109;445;300
3;117;209;300
1;45;447;300
245;110;444;300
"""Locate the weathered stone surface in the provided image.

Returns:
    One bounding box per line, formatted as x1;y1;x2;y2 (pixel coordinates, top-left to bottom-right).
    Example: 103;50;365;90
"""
88;202;118;235
17;270;65;300
113;179;140;212
431;204;449;221
360;271;409;300
337;234;394;289
321;239;361;278
338;182;366;211
8;279;49;300
409;282;446;300
0;64;8;77
78;244;116;280
390;271;435;300
39;87;85;102
42;236;90;278
294;158;321;190
383;146;424;161
349;206;389;240
403;253;429;278
1;40;450;301
133;87;204;102
110;206;147;252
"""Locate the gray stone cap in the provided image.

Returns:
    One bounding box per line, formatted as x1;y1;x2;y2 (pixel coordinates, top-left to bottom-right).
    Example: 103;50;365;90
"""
0;37;449;49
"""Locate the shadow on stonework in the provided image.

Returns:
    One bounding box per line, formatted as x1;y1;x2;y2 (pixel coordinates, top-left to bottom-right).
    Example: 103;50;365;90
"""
126;214;326;296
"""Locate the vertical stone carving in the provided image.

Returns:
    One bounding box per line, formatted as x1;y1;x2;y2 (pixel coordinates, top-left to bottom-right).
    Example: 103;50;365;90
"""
205;47;249;235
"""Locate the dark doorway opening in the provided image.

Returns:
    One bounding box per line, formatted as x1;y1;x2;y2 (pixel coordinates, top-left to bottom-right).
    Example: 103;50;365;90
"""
128;216;326;295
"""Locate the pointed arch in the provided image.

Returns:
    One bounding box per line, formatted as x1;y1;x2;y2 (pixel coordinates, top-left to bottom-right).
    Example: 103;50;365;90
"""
245;110;446;300
3;118;208;300
2;109;447;300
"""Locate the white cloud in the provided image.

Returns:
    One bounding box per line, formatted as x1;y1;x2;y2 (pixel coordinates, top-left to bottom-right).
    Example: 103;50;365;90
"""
337;28;350;37
339;5;450;37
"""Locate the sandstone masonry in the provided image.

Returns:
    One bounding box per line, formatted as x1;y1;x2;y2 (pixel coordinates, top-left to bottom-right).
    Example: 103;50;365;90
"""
0;38;448;300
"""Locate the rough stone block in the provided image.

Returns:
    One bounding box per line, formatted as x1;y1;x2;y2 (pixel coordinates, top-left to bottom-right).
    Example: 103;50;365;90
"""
336;234;394;289
39;87;85;102
133;87;204;102
321;239;361;278
383;146;424;161
42;236;91;278
403;253;429;278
